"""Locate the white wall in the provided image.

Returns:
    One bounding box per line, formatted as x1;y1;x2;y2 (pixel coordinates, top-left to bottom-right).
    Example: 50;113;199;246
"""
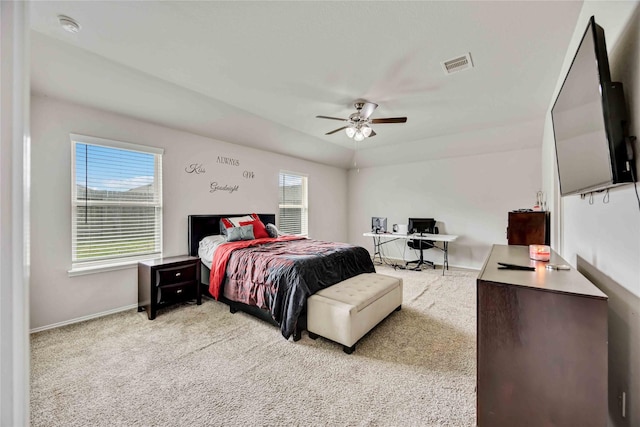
30;95;347;330
348;120;544;270
542;2;640;426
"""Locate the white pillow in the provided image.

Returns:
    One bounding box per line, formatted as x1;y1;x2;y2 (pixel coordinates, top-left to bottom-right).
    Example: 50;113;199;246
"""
199;234;225;251
198;235;226;264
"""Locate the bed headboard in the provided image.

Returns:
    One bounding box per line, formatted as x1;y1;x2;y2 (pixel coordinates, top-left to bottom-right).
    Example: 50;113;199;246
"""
187;214;276;257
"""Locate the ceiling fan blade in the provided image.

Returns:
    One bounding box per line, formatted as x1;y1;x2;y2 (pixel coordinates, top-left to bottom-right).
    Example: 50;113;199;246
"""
325;126;347;135
370;117;407;124
359;102;378;120
316;115;346;121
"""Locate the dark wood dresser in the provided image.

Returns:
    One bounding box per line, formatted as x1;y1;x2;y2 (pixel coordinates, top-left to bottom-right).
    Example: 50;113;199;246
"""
507;211;550;245
476;244;608;426
138;255;201;320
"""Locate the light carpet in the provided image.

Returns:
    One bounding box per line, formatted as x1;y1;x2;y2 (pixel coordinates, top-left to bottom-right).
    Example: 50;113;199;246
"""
30;265;478;426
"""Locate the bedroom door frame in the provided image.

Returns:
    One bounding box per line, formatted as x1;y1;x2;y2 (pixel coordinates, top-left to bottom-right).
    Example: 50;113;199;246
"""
0;1;30;425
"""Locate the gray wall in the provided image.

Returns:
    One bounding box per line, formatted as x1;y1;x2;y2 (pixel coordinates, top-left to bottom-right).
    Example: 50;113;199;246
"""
30;95;348;330
542;2;640;425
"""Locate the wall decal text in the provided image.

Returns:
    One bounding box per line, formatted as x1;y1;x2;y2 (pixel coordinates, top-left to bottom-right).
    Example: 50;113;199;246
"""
217;156;240;167
210;182;239;194
185;163;206;174
243;171;255;179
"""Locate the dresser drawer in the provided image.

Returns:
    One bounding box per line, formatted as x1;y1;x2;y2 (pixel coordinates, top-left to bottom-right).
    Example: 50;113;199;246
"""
156;264;196;286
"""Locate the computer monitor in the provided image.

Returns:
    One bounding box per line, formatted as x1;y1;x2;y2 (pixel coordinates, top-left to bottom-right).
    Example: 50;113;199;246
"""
371;217;387;233
408;218;436;235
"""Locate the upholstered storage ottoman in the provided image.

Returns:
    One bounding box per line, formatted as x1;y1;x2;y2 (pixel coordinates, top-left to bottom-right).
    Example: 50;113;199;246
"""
307;273;403;354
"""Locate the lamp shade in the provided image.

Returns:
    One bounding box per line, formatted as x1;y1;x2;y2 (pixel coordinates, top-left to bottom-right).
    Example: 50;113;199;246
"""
345;127;356;138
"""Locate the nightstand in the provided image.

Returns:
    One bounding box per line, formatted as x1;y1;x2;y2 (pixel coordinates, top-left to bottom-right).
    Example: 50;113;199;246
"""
138;255;201;320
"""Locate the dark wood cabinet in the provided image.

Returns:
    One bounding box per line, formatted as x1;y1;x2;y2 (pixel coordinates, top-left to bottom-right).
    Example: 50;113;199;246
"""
138;255;201;320
476;245;608;426
507;211;550;245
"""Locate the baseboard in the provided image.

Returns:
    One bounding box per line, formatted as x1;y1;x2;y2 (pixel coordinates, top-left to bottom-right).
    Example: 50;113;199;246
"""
29;259;479;334
30;303;138;334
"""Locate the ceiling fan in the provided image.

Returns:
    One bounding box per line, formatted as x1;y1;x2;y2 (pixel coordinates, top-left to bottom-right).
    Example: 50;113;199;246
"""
316;101;407;141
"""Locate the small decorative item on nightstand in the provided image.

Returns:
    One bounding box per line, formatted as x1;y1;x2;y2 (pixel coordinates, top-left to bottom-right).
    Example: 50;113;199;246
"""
138;255;201;320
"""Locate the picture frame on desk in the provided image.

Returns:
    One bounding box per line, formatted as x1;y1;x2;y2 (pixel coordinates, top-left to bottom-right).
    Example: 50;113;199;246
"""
371;217;387;234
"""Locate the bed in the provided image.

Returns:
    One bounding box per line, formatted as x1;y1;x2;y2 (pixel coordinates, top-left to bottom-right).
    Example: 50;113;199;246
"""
188;214;376;340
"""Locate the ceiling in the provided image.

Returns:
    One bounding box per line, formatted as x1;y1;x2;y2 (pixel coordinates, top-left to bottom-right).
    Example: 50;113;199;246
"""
29;1;583;169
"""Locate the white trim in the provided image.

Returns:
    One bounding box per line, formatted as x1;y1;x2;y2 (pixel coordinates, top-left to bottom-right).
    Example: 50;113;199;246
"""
70;133;164;155
68;256;155;277
70;136;163;266
279;169;308;178
0;2;30;425
278;171;309;236
29;304;139;334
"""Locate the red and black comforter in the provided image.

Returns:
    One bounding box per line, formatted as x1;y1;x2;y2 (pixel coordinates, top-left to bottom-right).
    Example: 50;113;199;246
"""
208;236;375;339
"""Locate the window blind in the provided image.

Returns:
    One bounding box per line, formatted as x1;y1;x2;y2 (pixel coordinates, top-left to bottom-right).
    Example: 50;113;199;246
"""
71;135;163;267
278;171;308;236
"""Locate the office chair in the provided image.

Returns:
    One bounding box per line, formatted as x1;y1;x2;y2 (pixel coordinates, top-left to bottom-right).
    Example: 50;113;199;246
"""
406;223;438;270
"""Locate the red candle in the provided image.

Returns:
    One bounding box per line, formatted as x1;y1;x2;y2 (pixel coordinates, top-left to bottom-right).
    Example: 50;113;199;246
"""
529;244;550;261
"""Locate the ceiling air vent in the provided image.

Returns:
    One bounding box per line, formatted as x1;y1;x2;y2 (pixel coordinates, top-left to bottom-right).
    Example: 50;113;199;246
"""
441;53;473;75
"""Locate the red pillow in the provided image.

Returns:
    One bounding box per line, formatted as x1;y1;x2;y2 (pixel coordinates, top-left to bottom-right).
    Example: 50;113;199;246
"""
239;216;269;239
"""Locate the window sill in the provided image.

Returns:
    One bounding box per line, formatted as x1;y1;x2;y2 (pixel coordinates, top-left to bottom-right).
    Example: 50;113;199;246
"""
68;256;158;277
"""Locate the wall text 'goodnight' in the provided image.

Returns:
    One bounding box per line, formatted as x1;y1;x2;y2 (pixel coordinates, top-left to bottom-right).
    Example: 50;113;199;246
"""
210;182;239;194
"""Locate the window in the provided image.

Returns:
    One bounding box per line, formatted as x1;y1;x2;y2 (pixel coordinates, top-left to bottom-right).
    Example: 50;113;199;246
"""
71;134;163;270
278;171;308;236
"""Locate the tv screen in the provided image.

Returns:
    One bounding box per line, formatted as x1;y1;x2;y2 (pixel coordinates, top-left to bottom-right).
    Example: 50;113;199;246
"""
551;16;634;196
371;217;387;233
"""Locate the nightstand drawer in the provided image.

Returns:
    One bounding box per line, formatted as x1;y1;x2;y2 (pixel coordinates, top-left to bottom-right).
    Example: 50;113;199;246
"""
158;281;196;303
156;264;196;286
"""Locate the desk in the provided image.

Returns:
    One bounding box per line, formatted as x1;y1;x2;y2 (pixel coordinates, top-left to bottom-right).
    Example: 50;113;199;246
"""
363;232;458;275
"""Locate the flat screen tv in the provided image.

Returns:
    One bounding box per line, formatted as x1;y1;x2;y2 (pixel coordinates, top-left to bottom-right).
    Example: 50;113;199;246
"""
551;16;635;196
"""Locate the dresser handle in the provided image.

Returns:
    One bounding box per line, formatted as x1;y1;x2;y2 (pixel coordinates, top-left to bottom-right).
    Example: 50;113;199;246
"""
176;289;183;294
175;272;181;277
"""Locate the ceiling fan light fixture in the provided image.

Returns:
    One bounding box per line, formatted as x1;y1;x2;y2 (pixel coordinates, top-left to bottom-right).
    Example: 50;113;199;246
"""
345;127;356;138
317;101;407;140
